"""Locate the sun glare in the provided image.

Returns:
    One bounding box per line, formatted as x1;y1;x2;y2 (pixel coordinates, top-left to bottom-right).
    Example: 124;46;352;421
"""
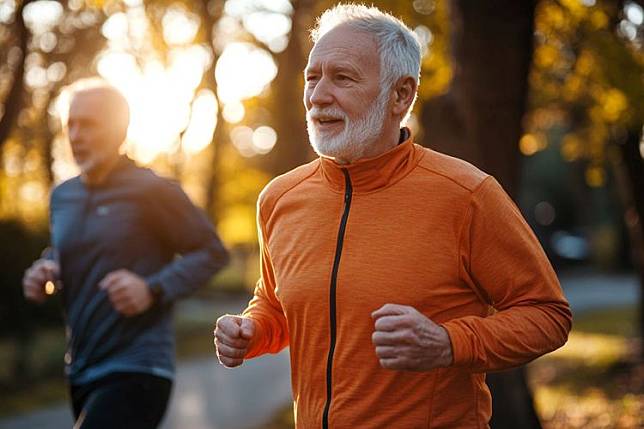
51;2;284;175
92;43;215;164
90;40;277;164
215;42;278;103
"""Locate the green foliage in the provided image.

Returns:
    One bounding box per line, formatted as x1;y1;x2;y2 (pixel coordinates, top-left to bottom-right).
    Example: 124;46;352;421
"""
528;0;644;182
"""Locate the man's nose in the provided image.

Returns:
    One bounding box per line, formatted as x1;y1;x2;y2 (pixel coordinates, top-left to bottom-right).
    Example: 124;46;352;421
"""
307;78;334;107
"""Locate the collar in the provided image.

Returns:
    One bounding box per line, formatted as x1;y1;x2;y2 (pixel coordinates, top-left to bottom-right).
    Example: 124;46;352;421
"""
319;128;419;194
83;155;135;189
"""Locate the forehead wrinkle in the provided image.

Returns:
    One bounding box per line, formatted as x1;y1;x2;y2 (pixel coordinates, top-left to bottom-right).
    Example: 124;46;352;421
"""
305;56;363;76
307;26;380;75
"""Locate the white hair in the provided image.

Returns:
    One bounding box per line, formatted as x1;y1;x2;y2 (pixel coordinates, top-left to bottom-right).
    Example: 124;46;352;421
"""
311;4;422;123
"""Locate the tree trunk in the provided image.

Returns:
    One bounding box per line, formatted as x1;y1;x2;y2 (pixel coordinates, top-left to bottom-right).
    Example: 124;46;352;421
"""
196;1;225;222
264;0;315;175
613;129;644;357
421;1;542;427
422;0;535;195
0;0;33;149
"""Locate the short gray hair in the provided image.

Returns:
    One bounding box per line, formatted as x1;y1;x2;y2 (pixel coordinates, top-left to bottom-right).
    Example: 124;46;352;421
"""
311;4;422;120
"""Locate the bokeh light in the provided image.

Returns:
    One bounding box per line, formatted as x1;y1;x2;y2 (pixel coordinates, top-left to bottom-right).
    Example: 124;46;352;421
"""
215;43;278;103
223;101;246;124
23;1;63;33
183;89;218;155
252;126;277;154
162;6;200;46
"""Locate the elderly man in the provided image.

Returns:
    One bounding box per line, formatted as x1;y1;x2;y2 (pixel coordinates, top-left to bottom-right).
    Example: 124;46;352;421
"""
23;79;229;428
215;5;571;428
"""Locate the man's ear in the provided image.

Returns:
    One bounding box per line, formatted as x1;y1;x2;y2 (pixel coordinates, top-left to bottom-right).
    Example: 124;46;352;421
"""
391;76;417;117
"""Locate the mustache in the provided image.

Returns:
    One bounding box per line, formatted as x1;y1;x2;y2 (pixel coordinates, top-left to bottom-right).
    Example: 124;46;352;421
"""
306;107;347;122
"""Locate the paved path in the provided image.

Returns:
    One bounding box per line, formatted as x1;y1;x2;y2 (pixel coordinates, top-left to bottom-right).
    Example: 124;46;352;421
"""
559;269;640;314
162;351;291;429
0;351;291;429
0;270;639;428
0;296;292;429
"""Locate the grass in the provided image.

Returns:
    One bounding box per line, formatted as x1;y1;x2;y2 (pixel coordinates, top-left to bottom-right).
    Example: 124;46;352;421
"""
572;306;638;338
529;306;642;429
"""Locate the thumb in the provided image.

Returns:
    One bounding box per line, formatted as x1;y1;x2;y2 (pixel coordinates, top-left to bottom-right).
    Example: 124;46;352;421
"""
240;317;255;340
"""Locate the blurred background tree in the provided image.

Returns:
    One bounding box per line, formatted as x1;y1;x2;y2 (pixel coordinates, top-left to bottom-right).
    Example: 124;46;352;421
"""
0;0;642;427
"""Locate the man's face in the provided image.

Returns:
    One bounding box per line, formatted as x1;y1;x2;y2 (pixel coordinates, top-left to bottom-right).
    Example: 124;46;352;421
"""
67;89;123;174
304;24;389;162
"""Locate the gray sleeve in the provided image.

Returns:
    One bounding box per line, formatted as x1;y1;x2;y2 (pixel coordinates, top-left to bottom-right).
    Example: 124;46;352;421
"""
143;179;229;304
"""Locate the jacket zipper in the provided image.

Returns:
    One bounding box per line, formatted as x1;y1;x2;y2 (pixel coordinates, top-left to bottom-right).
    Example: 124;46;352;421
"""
322;169;353;429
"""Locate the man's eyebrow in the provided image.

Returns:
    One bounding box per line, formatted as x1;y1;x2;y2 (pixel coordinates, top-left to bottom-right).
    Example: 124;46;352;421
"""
303;63;361;76
334;64;360;75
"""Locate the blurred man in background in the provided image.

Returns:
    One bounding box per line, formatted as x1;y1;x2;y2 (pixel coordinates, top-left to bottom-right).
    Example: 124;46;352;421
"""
215;4;571;428
23;79;229;429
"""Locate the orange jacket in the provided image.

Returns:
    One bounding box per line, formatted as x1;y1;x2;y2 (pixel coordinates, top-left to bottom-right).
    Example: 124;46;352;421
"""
243;133;571;428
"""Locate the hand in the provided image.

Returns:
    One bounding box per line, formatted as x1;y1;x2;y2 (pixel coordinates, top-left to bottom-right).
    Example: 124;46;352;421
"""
23;259;60;303
99;269;153;317
214;315;255;368
371;303;453;371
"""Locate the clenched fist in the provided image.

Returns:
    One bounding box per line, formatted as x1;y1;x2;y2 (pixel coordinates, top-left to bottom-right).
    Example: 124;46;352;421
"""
214;315;256;368
23;259;60;303
371;303;453;371
99;269;153;317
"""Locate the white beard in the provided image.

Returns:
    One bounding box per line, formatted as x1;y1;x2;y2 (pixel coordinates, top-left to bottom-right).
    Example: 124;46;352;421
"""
75;148;110;175
306;87;389;161
76;155;101;175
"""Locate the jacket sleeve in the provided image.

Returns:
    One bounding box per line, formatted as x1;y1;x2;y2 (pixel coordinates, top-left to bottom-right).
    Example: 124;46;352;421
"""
143;179;229;304
242;199;289;358
442;177;572;372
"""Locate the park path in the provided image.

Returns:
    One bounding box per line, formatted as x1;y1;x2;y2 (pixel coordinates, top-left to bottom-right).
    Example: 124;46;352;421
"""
0;295;292;429
558;269;639;313
0;269;639;429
